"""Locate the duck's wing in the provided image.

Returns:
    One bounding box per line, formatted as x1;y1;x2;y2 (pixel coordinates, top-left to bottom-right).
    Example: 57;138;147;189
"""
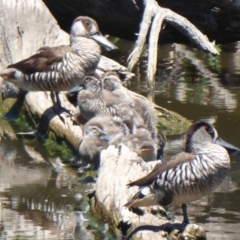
127;152;196;187
8;45;72;74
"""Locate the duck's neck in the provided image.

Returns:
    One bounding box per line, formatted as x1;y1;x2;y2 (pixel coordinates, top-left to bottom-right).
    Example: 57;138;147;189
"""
185;128;213;153
71;36;101;56
70;36;101;72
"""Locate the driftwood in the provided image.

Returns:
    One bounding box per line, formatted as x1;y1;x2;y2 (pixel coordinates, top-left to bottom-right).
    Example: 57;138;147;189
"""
91;145;206;239
127;0;218;87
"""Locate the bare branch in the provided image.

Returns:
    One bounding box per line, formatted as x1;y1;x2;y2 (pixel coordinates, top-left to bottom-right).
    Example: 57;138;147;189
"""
128;0;219;86
147;9;165;88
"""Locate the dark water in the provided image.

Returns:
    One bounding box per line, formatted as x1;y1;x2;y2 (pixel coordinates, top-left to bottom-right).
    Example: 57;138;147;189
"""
127;42;240;240
1;41;240;239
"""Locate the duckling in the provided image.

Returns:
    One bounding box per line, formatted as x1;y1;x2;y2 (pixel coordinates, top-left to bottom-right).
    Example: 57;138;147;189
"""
84;115;130;138
156;131;167;160
125;121;240;224
0;16;117;110
117;125;158;162
102;71;135;108
101;71;158;139
133;96;158;139
79;124;110;167
79;115;129;167
77;75;145;133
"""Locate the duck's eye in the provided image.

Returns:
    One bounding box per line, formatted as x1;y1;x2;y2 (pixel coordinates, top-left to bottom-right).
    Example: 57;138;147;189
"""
207;127;213;135
85;21;91;26
92;127;97;132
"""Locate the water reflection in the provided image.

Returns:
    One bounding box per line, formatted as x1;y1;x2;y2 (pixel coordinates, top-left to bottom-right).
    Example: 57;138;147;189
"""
0;123;95;240
129;43;240;112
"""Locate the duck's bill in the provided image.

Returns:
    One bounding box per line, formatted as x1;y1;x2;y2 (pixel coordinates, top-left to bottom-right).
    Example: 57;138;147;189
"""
99;132;111;141
68;85;83;94
216;137;240;156
92;33;118;51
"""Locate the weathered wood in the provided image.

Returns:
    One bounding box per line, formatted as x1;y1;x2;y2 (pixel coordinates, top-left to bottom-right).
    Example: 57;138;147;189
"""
0;0;69;71
128;0;218;87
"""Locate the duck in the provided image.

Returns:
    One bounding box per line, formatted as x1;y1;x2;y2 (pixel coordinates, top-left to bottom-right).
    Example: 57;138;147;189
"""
125;121;240;224
0;16;117;109
133;95;158;140
78;123;110;167
102;71;135;108
79;115;129;167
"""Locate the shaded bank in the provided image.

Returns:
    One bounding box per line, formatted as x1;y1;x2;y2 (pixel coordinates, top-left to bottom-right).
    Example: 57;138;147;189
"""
43;0;240;44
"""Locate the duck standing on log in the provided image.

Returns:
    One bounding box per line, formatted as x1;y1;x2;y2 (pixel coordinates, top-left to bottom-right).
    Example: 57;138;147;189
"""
0;16;117;112
125;121;240;224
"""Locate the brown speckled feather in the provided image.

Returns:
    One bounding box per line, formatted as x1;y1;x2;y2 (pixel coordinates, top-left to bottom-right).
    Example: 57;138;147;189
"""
8;45;72;74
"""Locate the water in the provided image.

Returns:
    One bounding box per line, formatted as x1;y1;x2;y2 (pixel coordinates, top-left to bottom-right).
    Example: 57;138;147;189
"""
128;42;240;239
1;41;240;239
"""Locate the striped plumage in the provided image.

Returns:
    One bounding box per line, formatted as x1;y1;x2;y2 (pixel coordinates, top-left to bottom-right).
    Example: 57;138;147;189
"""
125;121;240;224
1;16;116;92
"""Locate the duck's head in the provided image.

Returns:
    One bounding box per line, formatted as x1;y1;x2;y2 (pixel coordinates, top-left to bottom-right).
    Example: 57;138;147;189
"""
102;72;122;91
71;16;117;51
186;121;240;155
83;124;110;142
82;76;102;93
